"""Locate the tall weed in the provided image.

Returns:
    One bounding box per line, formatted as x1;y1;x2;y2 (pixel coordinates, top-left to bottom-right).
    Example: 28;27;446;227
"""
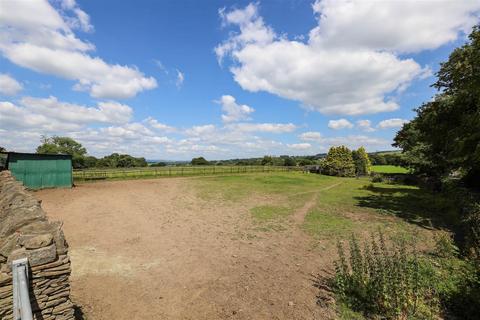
333;232;439;319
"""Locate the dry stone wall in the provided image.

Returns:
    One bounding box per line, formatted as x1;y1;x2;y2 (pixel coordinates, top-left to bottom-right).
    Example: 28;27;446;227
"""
0;171;74;320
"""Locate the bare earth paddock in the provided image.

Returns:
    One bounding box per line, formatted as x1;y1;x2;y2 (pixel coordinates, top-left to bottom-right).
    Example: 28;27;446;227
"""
35;173;434;319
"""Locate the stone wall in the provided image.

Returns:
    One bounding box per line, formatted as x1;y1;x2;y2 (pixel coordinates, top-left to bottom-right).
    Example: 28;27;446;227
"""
0;171;74;320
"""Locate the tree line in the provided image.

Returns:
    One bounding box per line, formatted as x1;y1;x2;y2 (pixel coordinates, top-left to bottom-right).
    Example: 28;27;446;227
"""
35;136;148;169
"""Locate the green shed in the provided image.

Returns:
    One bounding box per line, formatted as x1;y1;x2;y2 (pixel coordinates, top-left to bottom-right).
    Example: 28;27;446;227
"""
5;152;72;189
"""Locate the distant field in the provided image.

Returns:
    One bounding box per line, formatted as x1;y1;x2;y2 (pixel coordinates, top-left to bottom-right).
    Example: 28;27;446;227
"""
371;165;409;174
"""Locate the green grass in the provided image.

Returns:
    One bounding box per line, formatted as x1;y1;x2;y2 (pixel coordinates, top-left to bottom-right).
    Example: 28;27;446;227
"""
196;172;338;201
371;165;409;174
196;172;449;244
303;209;355;238
250;205;291;221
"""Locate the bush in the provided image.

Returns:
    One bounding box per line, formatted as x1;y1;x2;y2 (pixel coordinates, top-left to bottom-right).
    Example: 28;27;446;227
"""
334;232;439;319
371;173;383;183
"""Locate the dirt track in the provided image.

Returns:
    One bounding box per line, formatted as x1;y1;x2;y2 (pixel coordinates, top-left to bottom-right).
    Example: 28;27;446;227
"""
36;178;336;319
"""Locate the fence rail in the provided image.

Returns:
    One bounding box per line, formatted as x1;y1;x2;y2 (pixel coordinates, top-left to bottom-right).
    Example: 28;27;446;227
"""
73;165;302;182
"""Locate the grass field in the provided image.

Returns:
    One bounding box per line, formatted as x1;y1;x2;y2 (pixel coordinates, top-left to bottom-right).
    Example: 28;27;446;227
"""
371;165;409;174
37;171;449;319
196;172;443;241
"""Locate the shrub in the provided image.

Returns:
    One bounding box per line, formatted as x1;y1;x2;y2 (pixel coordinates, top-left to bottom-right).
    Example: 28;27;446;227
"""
371;173;383;183
333;232;439;319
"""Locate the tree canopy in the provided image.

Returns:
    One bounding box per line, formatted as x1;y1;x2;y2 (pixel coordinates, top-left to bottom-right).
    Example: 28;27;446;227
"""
191;157;209;165
324;146;355;177
352;147;371;176
36;136;87;168
394;26;480;187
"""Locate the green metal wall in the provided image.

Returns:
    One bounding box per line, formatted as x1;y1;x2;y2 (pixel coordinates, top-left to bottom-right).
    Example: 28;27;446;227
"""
8;154;72;189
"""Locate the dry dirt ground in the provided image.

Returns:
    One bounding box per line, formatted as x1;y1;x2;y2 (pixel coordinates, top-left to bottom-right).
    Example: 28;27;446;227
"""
36;177;339;320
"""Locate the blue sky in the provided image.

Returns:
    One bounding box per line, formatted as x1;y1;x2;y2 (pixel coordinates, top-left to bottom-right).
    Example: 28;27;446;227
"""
1;0;479;160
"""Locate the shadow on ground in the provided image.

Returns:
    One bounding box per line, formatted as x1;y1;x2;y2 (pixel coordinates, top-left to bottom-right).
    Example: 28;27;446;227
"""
355;184;459;231
74;305;86;320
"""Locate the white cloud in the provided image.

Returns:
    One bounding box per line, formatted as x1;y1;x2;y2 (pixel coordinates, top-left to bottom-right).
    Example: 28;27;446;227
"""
377;118;409;129
299;130;390;151
299;131;323;142
287;143;312;150
0;96;132;133
218;95;255;122
175;69;184;88
60;0;94;33
0;74;23;96
153;59;168;74
0;0;157;99
144;117;176;132
185;124;217;136
328;118;353;130
227;122;296;133
356;119;375;132
310;0;480;53
216;2;479;115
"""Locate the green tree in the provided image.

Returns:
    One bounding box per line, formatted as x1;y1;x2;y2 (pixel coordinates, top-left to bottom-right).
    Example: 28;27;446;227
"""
323;146;355;177
36;136;87;168
96;153;147;168
394;26;480;187
298;158;314;166
0;146;6;153
191;157;209;165
283;156;296;166
150;162;167;167
261;155;273;166
83;156;98;168
352;146;371;176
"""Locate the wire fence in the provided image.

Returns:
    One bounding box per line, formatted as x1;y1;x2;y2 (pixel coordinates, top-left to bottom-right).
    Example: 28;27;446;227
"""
73;165;303;182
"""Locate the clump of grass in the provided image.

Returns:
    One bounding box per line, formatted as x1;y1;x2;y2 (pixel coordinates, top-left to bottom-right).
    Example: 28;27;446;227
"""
333;231;439;319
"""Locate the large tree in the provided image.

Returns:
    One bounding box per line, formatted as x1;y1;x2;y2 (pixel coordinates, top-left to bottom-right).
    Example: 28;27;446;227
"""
394;26;480;187
96;153;148;168
36;136;87;168
352;146;371;176
323;146;355;177
191;157;209;166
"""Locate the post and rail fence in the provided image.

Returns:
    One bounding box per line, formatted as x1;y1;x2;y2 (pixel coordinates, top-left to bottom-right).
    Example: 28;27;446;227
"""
73;165;303;182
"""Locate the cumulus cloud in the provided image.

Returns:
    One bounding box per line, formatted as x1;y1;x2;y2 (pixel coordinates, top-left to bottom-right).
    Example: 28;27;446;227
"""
0;0;157;99
144;117;176;132
287;143;312;150
299;130;390;151
356;119;375;132
0;74;23;96
216;1;479;115
309;0;480;53
0;96;132;132
299;131;323;142
218;95;255;122
377;118;409;129
328;118;353;130
226;122;296;133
